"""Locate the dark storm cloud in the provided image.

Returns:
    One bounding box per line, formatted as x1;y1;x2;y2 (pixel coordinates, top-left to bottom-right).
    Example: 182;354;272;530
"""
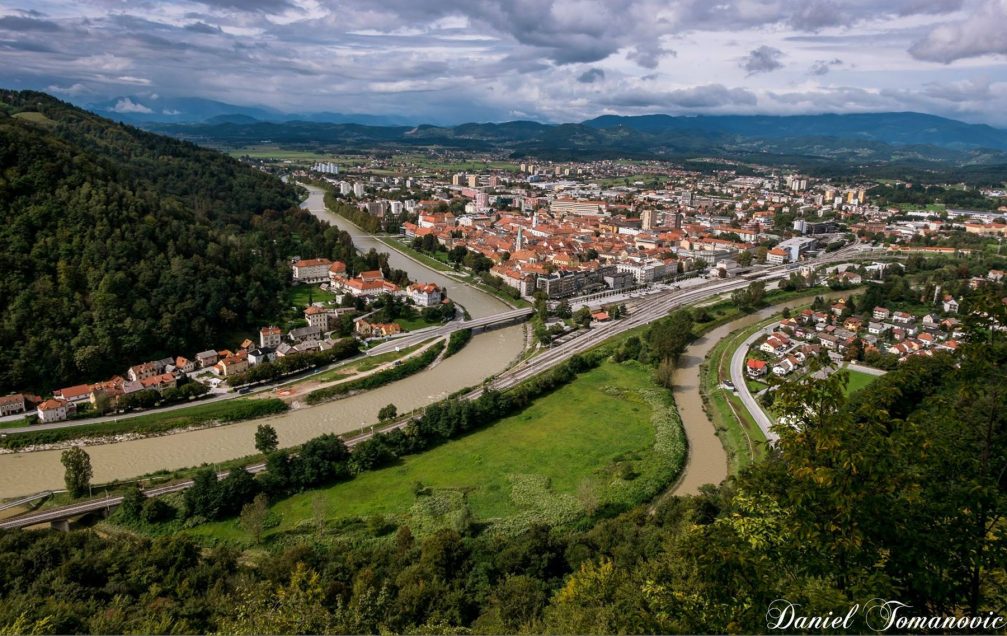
0;15;62;31
741;46;784;75
577;68;605;83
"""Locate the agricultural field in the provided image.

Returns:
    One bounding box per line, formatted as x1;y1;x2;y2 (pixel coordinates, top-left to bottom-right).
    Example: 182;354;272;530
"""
185;359;686;545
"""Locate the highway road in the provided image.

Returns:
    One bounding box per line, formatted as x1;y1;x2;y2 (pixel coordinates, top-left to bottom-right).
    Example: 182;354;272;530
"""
0;245;869;530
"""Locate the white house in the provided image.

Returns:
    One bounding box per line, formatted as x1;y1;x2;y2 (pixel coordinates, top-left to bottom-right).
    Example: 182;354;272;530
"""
407;283;443;307
37;398;74;423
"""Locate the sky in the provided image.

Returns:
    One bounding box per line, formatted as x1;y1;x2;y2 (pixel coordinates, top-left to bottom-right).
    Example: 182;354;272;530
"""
2;0;1007;125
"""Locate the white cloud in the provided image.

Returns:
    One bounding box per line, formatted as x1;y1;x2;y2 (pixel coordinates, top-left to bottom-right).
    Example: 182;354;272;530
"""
111;97;153;113
909;0;1007;62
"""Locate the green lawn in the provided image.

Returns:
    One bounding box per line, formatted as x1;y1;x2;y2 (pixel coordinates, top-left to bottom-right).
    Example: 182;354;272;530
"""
844;369;877;396
394;315;442;332
286;285;335;311
188;360;685;544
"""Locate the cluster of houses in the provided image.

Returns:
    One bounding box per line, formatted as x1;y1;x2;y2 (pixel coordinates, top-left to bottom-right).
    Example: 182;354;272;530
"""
747;295;967;381
291;257;444;308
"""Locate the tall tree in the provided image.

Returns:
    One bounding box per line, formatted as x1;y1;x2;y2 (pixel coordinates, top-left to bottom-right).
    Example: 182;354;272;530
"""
60;447;92;498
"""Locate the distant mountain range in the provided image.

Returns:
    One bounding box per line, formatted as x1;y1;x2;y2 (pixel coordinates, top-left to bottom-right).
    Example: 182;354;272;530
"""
84;95;414;127
139;110;1007;174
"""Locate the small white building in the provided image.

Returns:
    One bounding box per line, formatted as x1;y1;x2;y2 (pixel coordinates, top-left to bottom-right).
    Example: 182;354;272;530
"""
407;283;443;307
37;398;74;423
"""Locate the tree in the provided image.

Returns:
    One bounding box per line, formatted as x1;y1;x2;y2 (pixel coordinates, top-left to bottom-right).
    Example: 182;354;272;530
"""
254;424;279;455
555;299;572;319
60;447;92;498
240;493;270;544
378;403;398;421
120;482;145;521
736;251;753;267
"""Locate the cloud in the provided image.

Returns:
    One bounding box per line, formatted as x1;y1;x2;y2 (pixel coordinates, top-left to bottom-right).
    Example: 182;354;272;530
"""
909;0;1007;63
111;97;153;113
809;58;843;75
741;46;785;75
47;82;88;96
185;21;222;34
604;84;758;109
921;77;995;102
627;44;676;69
577;67;605;83
0;15;62;31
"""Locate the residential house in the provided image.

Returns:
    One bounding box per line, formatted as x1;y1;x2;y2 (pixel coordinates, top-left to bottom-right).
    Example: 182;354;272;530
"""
175;356;196;373
838;271;862;285
0;394;28;416
196;350;218;368
248;348;275;366
355;319;402;338
773;355;800;376
54;384;92;405
407;283;443;307
139;373;178;392
873;307;891;321
892;311;914;324
942;295;959;314
37;398;75;423
327;261;348;286
746;359;768;378
126;362;157;382
260;326;282;348
766;247;788;264
288;325;323;342
216;352;249;377
239;338;255;351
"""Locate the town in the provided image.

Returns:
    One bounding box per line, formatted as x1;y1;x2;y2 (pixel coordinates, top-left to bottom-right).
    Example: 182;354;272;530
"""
4;152;1006;427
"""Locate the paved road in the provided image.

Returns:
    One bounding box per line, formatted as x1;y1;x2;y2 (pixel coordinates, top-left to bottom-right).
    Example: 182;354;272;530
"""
846;362;888;377
0;245;871;528
730;326;780;443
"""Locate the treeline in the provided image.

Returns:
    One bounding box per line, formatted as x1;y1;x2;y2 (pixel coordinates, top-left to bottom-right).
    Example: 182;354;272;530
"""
445;328;472;357
4;339;1003;633
226;339;359;386
184;348;608;520
305;341;445;405
0;90;365;393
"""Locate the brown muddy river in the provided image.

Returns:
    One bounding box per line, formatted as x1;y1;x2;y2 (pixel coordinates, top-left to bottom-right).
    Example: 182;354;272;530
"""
0;325;523;498
671;291;852;495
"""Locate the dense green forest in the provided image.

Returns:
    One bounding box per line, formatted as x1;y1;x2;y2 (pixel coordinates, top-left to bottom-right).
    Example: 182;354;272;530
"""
0;90;361;393
1;312;1004;633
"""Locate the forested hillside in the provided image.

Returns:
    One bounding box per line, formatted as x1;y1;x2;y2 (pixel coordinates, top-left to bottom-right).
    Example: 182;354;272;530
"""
1;328;1004;633
0;90;353;393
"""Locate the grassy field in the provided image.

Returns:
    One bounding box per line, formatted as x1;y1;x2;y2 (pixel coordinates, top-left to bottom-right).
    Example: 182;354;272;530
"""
701;320;770;475
13;111;56;126
0;398;289;450
228;145;357;162
286;285;336;311
187;360;685;545
844;369;878;396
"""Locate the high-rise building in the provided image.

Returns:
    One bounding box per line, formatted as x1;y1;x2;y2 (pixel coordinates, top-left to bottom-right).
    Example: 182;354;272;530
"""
339;181;352;195
467;174;479;188
452;173;465;186
353;182;365;197
641;208;656;230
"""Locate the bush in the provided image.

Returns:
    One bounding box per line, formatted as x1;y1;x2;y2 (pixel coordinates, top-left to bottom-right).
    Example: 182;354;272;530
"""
305;341;445;405
141;498;175;523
